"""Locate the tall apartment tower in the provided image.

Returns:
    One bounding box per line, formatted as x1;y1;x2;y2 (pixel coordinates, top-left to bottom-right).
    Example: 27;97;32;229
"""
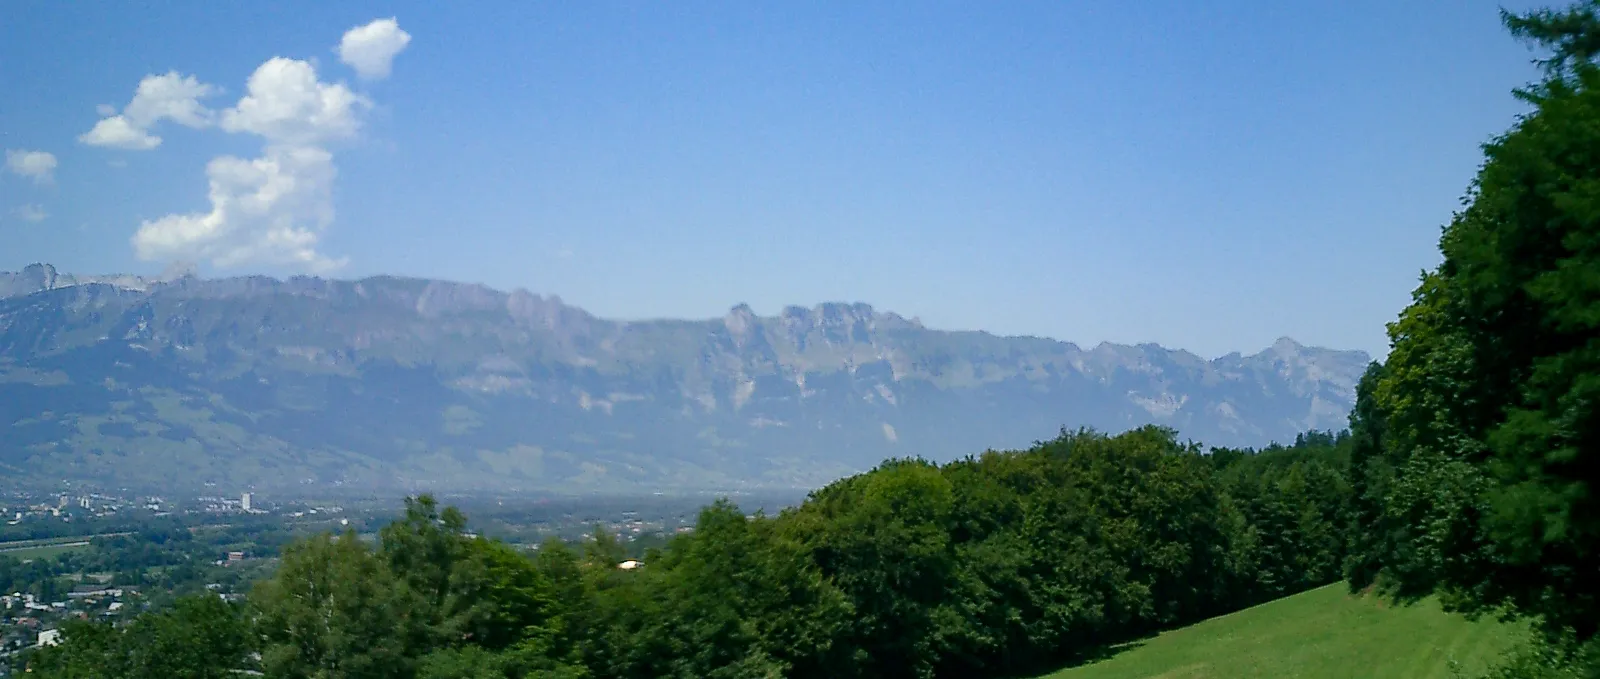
241;492;253;512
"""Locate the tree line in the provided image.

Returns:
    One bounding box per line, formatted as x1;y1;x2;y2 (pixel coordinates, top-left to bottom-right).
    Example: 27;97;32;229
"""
1337;2;1600;675
26;427;1357;679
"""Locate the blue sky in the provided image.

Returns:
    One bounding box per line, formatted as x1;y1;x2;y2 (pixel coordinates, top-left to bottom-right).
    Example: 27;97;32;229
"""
0;1;1544;358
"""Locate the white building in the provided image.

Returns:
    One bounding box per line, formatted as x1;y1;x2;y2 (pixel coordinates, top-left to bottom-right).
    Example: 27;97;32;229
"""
241;492;253;512
38;629;62;647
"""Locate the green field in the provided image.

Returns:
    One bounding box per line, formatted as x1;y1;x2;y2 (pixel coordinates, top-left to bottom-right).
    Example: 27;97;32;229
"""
1041;584;1525;679
0;541;90;560
0;535;99;561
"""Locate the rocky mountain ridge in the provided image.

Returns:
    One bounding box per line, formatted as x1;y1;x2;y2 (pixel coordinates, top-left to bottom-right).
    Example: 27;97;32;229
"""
0;264;1371;492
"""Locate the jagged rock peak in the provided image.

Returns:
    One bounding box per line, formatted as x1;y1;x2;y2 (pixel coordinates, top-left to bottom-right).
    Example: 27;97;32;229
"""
724;303;758;336
1;263;166;298
21;263;59;288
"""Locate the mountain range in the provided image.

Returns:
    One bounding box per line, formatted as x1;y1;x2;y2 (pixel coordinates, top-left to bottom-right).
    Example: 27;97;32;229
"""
0;263;1371;493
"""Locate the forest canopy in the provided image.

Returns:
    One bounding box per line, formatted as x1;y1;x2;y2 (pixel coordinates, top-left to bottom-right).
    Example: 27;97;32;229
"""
27;427;1356;679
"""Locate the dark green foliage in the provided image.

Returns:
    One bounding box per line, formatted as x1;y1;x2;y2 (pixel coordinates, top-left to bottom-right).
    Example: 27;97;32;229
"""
578;426;1347;679
1343;362;1394;590
1475;634;1600;679
252;531;415;679
30;426;1356;679
245;502;585;679
1339;2;1600;675
1504;1;1600;78
1217;434;1351;604
27;594;253;679
1347;0;1600;626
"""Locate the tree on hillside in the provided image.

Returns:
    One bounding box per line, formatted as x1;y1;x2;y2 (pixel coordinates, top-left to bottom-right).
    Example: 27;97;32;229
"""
1343;362;1398;591
253;532;415;679
1353;0;1600;652
27;595;252;679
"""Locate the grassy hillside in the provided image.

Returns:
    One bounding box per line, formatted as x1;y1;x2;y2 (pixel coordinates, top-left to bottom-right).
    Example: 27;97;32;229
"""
1041;584;1525;679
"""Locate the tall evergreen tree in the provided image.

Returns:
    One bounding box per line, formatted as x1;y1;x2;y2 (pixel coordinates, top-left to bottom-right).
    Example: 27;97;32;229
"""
1350;2;1600;662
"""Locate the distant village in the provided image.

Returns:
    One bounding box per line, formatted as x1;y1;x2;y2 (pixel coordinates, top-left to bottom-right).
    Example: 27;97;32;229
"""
0;486;353;675
1;585;131;656
3;489;291;525
0;484;783;675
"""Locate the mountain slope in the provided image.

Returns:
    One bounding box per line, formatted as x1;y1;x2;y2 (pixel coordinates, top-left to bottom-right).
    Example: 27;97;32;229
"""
0;264;1371;492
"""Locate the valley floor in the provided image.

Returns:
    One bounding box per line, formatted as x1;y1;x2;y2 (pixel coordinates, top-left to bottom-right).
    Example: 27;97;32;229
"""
1039;584;1524;679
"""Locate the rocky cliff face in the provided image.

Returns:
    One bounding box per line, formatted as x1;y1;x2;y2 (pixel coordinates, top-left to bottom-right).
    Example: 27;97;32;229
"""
0;263;160;298
0;265;1371;492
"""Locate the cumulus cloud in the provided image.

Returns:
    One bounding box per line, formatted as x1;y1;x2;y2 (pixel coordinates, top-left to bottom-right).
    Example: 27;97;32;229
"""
126;72;219;127
337;18;411;80
220;58;369;146
80;71;218;150
80;116;161;150
134;146;345;272
131;18;407;273
15;204;48;222
5;150;58;184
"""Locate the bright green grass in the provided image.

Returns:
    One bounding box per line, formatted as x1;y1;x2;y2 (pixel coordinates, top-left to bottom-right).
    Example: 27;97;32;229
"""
1040;584;1525;679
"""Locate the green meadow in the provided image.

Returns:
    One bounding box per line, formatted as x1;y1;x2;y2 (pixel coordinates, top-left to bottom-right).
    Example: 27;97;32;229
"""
1042;584;1525;679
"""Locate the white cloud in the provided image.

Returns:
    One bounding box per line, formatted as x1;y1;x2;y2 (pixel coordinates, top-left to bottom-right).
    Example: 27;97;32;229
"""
133;146;346;272
5;150;58;184
220;58;369;146
80;116;162;150
127;19;407;273
15;204;48;222
126;72;219;127
80;71;218;150
337;18;411;80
